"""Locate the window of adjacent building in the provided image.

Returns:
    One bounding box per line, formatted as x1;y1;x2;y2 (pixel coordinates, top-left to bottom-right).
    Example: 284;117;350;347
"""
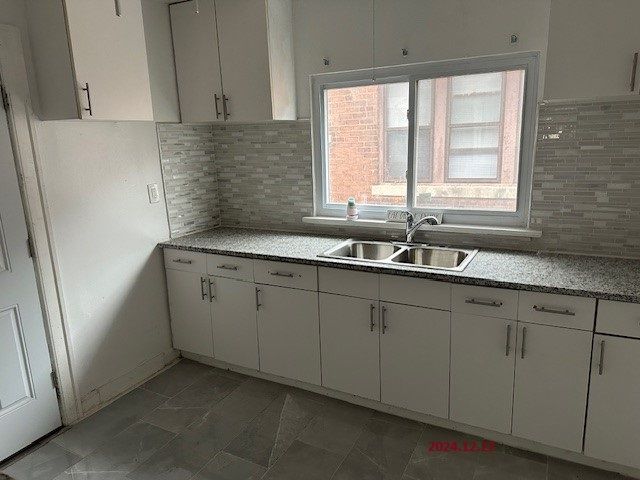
313;53;538;227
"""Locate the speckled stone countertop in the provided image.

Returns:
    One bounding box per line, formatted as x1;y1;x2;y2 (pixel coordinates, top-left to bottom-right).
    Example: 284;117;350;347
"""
160;227;640;303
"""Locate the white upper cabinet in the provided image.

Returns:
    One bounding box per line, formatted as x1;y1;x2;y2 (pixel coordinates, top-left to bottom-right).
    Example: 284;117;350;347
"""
171;0;296;122
27;0;153;121
545;0;640;99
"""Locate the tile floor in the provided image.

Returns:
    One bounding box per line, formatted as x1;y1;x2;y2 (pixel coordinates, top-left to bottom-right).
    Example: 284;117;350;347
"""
0;359;635;480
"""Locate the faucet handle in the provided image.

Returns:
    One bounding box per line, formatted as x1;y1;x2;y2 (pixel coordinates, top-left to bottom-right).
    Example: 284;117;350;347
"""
403;211;414;225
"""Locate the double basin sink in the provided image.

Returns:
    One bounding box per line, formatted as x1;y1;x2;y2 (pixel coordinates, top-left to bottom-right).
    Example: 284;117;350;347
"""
320;239;478;271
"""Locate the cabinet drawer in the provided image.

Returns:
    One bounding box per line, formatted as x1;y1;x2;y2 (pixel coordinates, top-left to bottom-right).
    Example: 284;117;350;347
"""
254;260;317;291
380;275;450;310
318;267;378;299
518;292;595;331
452;285;518;319
164;248;206;273
597;300;640;338
207;254;254;281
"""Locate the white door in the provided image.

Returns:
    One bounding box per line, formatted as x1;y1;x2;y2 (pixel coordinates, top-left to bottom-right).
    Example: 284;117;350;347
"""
170;0;224;123
64;0;153;121
210;276;259;370
215;0;273;122
585;335;640;469
450;313;516;433
0;100;60;461
257;285;320;385
512;323;592;452
319;294;380;401
166;269;213;357
380;303;450;418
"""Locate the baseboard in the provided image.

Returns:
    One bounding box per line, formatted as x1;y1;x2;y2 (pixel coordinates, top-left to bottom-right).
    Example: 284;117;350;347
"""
182;351;640;479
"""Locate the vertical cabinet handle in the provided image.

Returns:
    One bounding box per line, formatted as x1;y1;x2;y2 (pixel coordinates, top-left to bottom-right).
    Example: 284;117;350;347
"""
505;324;512;356
520;326;527;359
200;277;207;301
598;340;605;375
381;306;388;334
222;95;230;120
214;94;221;119
81;83;93;116
207;278;214;302
631;52;638;92
114;0;122;16
369;304;376;332
255;287;261;310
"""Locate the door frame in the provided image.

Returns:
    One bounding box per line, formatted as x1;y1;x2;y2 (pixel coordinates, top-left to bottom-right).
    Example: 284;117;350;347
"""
0;25;79;424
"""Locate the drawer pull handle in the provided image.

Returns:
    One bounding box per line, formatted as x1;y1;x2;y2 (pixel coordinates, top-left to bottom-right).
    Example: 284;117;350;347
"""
521;326;527;359
255;287;261;310
533;305;575;316
369;304;376;332
465;298;503;308
200;277;207;301
381;306;388;334
598;340;605;375
217;264;238;271
173;259;193;264
207;278;214;302
505;324;512;356
269;271;295;278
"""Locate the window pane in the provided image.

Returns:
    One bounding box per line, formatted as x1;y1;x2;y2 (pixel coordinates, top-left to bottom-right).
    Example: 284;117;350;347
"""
452;72;502;95
325;82;408;206
451;93;502;124
448;153;498;179
417;80;433;126
450;126;500;149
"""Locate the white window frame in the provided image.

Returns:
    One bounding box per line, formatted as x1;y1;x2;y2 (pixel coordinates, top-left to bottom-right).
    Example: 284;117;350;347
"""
310;52;540;228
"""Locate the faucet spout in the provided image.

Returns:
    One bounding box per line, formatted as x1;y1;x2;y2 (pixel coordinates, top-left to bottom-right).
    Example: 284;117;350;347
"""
404;212;440;243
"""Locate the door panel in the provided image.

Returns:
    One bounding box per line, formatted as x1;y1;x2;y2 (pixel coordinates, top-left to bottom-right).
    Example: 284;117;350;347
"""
211;277;259;370
512;323;592;452
319;294;380;400
380;303;450;418
0;93;60;461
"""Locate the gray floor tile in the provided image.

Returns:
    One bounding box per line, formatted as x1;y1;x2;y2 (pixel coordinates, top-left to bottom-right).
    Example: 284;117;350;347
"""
127;436;212;480
548;458;622;480
262;441;342;480
164;373;241;409
473;446;547;480
65;422;174;475
193;452;266;480
371;411;424;431
224;389;323;467
233;378;285;400
1;442;81;480
143;406;210;434
141;360;214;397
53;472;130;480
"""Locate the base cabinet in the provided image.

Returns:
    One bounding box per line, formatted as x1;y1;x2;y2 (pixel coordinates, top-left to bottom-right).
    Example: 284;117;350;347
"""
380;303;450;418
166;269;213;357
320;294;380;401
512;323;592;452
210;276;259;370
585;335;640;469
450;313;516;433
257;285;321;385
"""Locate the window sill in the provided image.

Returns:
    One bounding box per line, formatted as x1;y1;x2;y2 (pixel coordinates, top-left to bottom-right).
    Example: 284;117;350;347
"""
302;216;542;238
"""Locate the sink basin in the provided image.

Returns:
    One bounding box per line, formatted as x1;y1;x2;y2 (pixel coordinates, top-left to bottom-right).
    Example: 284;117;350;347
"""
390;246;476;271
320;239;478;271
321;240;401;261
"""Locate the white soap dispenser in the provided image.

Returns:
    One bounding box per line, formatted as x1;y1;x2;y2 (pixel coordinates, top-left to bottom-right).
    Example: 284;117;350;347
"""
346;197;359;220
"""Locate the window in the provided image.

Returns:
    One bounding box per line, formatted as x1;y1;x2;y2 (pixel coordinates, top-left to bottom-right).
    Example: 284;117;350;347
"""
312;53;538;227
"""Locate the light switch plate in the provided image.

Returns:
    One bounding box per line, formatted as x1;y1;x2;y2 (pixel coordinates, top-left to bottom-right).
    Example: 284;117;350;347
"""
147;183;160;204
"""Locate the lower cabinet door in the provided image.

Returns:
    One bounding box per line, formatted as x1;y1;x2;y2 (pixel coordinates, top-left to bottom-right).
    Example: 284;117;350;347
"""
380;303;450;417
450;313;516;433
585;335;640;469
210;276;259;370
257;285;321;385
166;269;213;356
512;323;592;452
319;294;380;400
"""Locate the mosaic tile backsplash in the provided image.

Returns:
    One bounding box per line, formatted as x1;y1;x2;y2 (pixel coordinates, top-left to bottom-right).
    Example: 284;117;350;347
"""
158;98;640;258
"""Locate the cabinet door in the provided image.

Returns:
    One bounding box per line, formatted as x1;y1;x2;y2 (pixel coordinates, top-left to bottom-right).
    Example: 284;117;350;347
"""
450;313;516;433
64;0;153;120
166;269;213;356
170;0;224;122
380;303;450;418
512;323;592;452
585;335;640;469
210;277;259;370
257;285;320;385
319;294;380;401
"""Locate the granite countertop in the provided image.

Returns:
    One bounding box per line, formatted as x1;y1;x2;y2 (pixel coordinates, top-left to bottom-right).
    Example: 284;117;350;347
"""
160;227;640;303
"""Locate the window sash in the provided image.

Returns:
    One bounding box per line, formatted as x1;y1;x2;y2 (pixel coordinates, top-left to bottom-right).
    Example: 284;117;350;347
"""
310;52;539;227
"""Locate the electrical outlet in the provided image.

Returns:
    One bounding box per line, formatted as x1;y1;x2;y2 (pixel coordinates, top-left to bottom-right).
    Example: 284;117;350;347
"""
147;183;160;204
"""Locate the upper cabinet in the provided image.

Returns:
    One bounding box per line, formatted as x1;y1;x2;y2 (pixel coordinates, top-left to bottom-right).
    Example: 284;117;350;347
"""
170;0;296;123
27;0;153;121
545;0;640;100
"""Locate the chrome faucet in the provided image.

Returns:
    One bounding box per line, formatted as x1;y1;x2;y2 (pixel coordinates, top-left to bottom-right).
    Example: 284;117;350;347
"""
404;212;440;243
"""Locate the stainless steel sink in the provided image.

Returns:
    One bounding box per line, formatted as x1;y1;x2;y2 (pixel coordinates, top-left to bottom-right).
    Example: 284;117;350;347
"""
320;239;478;271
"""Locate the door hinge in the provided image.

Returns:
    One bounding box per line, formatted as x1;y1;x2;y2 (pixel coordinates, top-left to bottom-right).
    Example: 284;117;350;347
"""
0;84;9;111
27;234;36;259
51;371;60;394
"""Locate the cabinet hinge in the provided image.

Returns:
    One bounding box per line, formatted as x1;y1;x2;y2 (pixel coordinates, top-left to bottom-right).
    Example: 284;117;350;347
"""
27;234;36;259
0;84;9;111
51;371;60;394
